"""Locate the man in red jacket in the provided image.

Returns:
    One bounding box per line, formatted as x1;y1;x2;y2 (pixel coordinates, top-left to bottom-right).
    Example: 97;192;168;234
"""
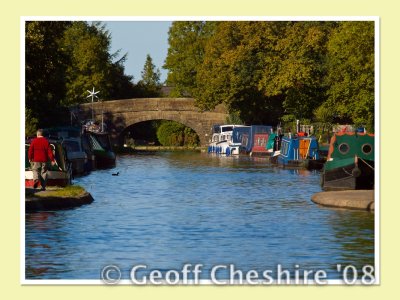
28;129;56;190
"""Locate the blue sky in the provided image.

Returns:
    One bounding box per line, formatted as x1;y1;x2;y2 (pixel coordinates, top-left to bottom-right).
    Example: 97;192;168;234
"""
104;21;172;84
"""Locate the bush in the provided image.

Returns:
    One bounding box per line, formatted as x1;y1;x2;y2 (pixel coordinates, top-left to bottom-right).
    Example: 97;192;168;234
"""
156;121;199;147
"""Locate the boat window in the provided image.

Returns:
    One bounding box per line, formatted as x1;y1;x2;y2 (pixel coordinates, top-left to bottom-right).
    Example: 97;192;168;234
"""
338;143;350;154
221;126;233;132
362;143;372;155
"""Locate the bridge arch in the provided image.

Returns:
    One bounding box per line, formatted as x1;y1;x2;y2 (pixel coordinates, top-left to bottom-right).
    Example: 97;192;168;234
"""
77;98;228;146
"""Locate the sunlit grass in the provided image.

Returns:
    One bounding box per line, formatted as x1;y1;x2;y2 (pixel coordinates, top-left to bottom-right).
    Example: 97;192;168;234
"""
35;185;86;198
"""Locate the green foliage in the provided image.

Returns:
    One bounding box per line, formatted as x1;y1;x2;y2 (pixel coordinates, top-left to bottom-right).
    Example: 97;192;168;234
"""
25;21;71;127
261;22;336;123
61;22;114;105
194;22;284;124
25;21;138;130
313;103;335;134
225;111;244;125
325;22;375;131
156;121;199;146
137;54;162;97
164;21;375;131
25;108;39;137
164;21;216;97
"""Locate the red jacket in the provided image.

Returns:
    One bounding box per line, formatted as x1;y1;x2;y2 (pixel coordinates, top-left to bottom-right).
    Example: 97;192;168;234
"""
28;137;55;163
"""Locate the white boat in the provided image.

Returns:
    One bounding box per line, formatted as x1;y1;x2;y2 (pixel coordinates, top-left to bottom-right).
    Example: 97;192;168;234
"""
208;125;250;155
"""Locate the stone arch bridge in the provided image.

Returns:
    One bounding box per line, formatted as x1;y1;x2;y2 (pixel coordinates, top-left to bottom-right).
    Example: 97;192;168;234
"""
77;98;228;146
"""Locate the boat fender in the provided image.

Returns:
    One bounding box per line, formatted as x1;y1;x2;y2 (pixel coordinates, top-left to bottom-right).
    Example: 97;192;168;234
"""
352;167;361;178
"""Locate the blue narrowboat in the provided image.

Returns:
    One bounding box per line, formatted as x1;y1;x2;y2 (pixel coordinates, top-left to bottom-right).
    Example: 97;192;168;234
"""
277;136;324;169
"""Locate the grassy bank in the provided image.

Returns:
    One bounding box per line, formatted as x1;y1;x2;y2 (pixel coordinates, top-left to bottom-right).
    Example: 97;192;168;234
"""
26;185;86;198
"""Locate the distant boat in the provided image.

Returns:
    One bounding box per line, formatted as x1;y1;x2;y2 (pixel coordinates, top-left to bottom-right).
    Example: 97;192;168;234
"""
321;132;374;191
82;120;116;169
208;124;249;155
241;125;273;155
227;126;251;155
84;131;116;169
277;135;324;169
25;139;72;188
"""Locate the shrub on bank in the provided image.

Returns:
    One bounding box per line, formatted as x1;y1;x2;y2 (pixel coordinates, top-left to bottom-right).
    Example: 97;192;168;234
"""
156;121;199;147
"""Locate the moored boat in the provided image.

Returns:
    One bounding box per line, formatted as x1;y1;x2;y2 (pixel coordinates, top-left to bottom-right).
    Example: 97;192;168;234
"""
249;126;273;156
25;139;72;188
44;127;88;175
227;126;251;155
62;137;88;175
241;125;273;155
277;135;324;169
208;124;249;155
321;132;374;191
82;120;116;169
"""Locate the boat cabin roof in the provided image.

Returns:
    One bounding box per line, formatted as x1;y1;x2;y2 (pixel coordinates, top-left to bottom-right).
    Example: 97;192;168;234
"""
327;132;374;161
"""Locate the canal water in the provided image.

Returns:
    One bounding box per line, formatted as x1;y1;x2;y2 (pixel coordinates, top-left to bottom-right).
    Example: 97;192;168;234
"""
25;152;374;281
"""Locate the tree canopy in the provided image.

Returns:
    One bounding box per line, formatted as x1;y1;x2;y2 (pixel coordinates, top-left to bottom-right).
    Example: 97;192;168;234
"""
136;54;162;97
164;21;375;131
25;21;139;130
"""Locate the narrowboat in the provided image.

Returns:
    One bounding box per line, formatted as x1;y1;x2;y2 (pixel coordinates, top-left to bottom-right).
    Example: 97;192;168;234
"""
241;125;273;155
44;127;89;175
62;137;88;175
82;120;116;169
84;131;116;169
25;139;72;188
277;135;324;169
321;132;374;191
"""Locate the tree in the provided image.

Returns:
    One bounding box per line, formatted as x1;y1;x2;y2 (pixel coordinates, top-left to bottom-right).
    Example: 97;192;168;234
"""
61;22;115;105
259;21;336;124
194;21;284;124
164;21;216;97
25;108;39;137
163;21;374;130
137;54;161;97
25;21;138;130
156;121;199;146
25;21;72;127
324;22;375;131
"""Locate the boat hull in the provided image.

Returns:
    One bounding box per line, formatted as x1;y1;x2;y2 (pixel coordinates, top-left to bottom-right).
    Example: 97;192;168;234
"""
93;151;116;169
322;161;374;191
25;170;71;188
70;158;87;175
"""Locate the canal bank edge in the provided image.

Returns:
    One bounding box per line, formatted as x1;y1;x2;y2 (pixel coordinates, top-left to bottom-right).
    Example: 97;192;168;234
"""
25;187;94;211
311;190;374;211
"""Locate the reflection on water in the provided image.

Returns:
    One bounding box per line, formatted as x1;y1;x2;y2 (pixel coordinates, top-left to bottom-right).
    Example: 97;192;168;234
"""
25;152;374;280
